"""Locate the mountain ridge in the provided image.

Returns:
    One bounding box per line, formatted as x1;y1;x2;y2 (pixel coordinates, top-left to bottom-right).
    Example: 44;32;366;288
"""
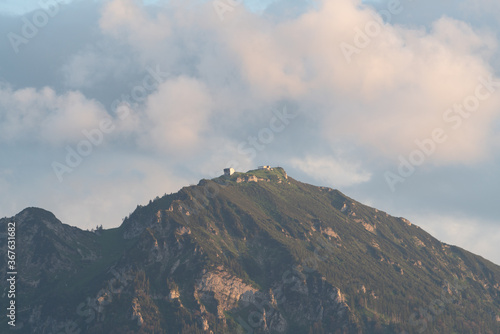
1;167;499;333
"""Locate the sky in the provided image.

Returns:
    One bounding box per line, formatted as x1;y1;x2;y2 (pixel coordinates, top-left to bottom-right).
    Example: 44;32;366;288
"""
1;0;500;265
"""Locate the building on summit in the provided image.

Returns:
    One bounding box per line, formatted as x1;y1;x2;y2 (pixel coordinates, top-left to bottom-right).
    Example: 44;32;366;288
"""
224;168;235;176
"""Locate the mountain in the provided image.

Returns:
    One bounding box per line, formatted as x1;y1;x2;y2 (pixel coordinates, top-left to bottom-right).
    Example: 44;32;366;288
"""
1;167;499;333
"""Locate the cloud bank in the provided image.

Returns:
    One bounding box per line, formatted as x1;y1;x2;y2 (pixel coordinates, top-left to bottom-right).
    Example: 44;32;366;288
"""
1;0;500;264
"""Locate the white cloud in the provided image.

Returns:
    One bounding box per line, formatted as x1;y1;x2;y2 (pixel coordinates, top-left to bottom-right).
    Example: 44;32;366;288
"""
290;155;372;187
3;0;500;163
139;76;213;154
0;85;109;145
95;0;500;164
217;3;500;164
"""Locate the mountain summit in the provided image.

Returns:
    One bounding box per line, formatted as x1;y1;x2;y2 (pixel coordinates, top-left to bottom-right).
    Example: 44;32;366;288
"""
1;168;499;333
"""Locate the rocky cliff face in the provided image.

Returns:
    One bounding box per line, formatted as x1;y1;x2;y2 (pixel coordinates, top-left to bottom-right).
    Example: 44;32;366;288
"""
195;267;257;319
1;168;500;333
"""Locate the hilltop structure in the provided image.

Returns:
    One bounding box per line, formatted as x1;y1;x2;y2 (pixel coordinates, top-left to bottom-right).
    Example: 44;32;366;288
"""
223;167;235;176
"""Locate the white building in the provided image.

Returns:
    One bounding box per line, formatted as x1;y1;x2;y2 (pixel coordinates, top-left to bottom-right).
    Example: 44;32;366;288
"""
224;168;235;176
258;165;271;170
